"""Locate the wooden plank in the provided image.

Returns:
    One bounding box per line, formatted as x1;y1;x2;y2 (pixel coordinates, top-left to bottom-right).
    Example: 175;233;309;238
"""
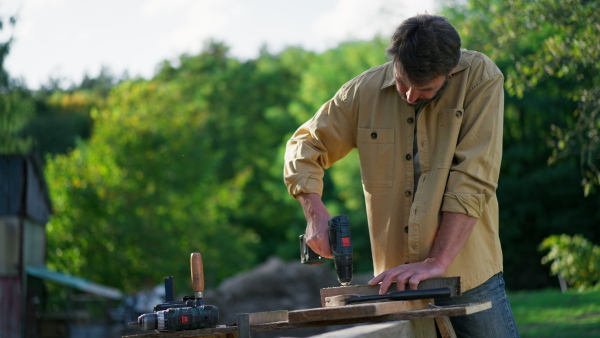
319;277;461;307
308;318;436;338
288;299;430;323
251;302;491;331
434;316;457;338
123;330;237;338
248;310;288;324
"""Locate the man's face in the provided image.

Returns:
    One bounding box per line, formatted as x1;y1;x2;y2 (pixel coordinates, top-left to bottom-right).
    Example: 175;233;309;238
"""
394;65;450;107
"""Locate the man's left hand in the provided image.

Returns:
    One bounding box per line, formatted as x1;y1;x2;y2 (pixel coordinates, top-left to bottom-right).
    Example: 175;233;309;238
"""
368;258;447;294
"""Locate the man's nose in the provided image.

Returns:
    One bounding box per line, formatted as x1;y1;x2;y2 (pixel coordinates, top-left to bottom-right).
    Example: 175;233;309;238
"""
406;88;419;103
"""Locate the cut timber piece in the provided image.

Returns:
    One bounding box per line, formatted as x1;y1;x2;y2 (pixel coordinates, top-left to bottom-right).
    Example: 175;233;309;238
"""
288;298;430;323
320;277;460;307
308;318;436;338
435;316;457;338
248;310;288;324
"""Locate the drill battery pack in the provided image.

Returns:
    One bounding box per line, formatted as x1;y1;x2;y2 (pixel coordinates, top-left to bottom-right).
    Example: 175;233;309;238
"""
299;234;327;265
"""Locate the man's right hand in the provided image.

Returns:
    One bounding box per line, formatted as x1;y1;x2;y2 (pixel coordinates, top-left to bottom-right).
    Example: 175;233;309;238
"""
297;193;333;258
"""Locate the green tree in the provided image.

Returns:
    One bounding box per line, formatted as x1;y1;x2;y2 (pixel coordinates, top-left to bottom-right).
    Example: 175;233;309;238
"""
452;0;600;195
499;0;600;195
44;42;320;292
0;14;34;154
45;60;261;292
443;0;600;289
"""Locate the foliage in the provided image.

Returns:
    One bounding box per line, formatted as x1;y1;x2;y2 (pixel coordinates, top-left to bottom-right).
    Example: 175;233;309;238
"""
503;0;600;196
0;85;34;153
442;0;600;290
0;13;35;154
539;234;600;291
45;75;262;292
550;87;600;196
45;42;315;292
509;288;600;337
446;0;600;195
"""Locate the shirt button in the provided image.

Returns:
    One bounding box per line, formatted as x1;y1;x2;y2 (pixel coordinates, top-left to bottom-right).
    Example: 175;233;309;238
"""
456;110;463;117
405;190;412;197
404;226;408;233
406;154;412;161
371;132;377;139
407;117;414;124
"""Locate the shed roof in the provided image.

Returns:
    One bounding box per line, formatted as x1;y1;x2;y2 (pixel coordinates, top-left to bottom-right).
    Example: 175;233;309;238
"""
0;154;52;223
26;266;123;300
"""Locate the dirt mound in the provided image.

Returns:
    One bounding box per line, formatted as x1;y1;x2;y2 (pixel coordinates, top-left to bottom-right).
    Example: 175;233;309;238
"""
205;256;372;337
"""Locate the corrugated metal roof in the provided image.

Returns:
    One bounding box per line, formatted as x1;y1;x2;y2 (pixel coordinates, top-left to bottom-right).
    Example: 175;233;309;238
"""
26;266;123;300
0;156;24;216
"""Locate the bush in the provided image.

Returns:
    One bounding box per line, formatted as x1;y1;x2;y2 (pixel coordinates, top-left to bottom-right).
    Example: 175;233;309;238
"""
539;234;600;291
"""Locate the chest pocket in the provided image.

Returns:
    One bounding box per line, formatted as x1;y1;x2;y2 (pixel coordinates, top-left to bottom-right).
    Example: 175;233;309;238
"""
357;128;394;186
437;109;464;169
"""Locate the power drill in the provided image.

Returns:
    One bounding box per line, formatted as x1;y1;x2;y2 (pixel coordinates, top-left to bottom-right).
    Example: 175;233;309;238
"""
133;253;220;332
300;215;353;285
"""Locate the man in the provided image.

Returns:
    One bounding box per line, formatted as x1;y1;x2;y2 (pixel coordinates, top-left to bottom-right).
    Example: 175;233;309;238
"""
283;14;519;337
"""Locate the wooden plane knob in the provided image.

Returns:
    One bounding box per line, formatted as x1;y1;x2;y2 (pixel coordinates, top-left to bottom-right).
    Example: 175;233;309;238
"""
191;252;204;294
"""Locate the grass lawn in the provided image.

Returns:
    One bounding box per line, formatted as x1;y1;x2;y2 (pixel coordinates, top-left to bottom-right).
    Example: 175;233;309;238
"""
509;288;600;337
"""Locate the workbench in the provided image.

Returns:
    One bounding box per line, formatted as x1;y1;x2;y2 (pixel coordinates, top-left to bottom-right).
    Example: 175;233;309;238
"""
125;300;490;338
125;278;489;338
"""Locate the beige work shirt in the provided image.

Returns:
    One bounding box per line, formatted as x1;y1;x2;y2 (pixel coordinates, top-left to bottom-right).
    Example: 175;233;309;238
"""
284;50;504;291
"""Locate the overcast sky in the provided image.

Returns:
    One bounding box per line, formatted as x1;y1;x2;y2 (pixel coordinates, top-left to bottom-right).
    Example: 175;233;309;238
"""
2;0;438;90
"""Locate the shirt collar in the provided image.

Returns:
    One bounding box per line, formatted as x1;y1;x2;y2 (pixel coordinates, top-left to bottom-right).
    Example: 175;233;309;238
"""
381;50;469;90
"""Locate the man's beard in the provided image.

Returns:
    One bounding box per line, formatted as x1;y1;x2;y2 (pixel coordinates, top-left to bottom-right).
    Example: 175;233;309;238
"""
400;76;451;107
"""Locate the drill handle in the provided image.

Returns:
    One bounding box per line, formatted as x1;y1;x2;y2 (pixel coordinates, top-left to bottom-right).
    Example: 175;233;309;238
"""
190;252;204;298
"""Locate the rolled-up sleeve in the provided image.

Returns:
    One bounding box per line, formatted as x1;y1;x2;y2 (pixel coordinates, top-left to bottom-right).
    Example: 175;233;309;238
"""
284;89;356;198
441;70;504;218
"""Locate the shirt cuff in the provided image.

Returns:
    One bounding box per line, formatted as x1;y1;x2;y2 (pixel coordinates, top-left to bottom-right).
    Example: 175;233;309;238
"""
441;192;485;218
287;176;324;199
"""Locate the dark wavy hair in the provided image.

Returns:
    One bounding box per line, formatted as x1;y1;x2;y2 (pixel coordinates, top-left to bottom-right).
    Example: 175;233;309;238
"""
386;14;461;86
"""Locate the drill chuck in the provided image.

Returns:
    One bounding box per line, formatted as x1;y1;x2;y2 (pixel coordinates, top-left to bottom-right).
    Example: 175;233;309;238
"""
137;305;219;331
138;312;158;331
333;254;353;286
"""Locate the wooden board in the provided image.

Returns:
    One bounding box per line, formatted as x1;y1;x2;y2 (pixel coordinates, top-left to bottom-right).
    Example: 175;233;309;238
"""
288;299;430;323
309;318;436;338
319;277;461;307
248;310;288;324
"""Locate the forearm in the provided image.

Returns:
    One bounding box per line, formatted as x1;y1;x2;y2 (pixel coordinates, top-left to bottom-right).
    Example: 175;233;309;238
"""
297;193;328;218
428;211;478;270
